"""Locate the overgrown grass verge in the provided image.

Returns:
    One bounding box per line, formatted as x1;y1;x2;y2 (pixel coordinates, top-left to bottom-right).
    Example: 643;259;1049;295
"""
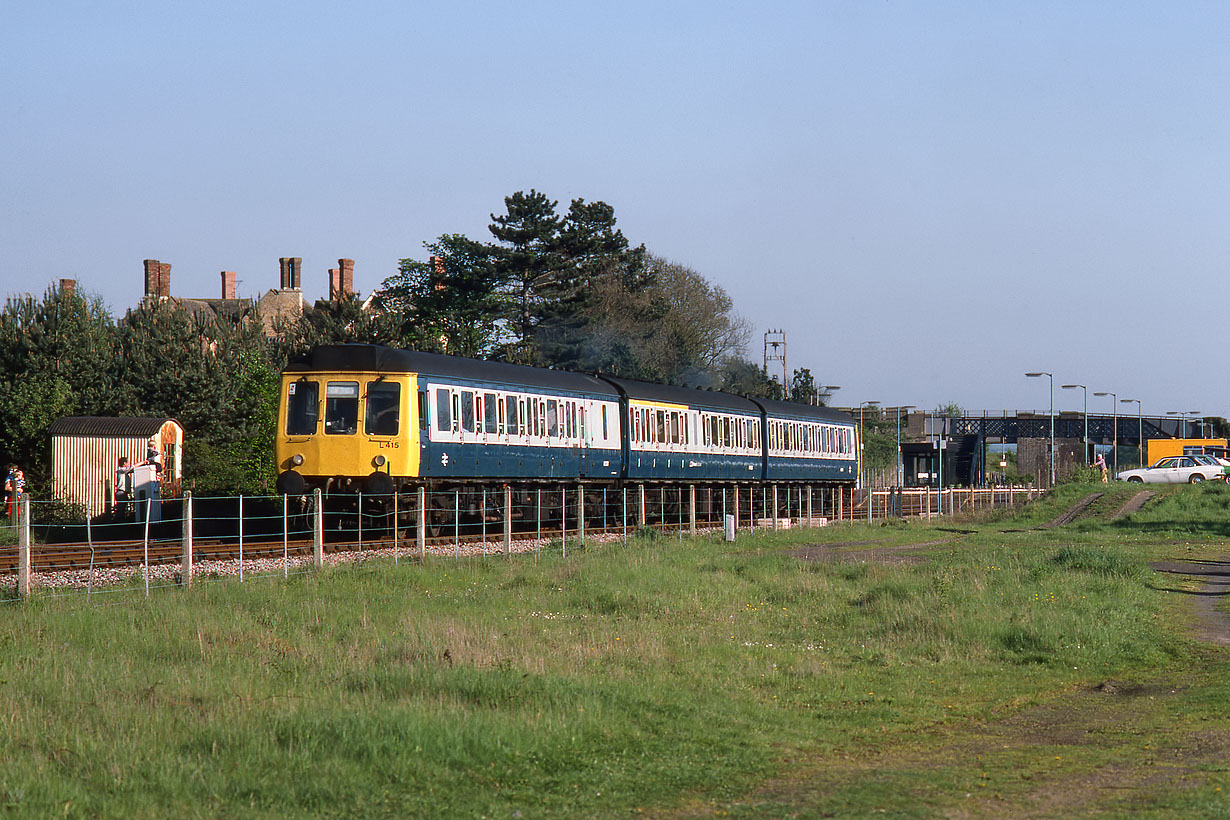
0;495;1227;818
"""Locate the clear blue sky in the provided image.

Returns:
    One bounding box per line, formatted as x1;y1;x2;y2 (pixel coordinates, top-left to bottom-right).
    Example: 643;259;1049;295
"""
5;1;1229;420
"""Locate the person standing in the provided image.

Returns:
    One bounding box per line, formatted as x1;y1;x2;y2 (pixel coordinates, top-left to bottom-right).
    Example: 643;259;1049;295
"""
1095;453;1108;483
5;465;25;518
3;465;13;518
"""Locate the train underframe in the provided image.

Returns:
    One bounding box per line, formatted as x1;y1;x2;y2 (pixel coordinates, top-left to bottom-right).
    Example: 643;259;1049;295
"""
307;477;855;540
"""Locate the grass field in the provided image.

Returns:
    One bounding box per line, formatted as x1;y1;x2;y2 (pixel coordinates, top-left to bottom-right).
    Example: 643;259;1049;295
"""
2;481;1229;818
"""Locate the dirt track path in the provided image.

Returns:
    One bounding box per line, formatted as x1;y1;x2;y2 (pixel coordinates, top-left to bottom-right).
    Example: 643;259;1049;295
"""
1149;557;1230;645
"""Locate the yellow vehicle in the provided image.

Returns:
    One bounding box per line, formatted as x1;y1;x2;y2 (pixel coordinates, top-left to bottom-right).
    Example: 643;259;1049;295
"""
1146;438;1229;465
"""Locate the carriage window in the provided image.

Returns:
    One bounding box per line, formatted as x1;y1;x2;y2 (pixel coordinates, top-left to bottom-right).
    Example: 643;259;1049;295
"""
566;402;575;439
484;392;497;434
601;406;608;441
418;391;427;432
324;381;359;435
547;400;559;437
497;397;506;435
506;397;518;435
517;398;526;437
286;380;319;436
365;381;401;436
460;391;475;434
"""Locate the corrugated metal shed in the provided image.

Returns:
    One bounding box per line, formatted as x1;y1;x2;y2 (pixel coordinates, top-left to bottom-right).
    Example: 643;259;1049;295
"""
51;417;184;517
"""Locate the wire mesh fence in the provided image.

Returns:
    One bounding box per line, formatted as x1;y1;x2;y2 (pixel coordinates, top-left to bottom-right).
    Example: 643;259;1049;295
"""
1;483;1041;602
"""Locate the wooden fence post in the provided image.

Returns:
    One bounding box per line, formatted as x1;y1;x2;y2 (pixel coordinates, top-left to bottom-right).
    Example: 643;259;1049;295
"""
181;491;193;587
504;486;512;555
689;485;696;535
577;484;585;544
17;497;30;599
313;488;324;569
417;487;427;559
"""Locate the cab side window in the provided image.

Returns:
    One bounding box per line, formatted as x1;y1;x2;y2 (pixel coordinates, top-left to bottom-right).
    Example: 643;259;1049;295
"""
365;382;401;436
286;380;319;435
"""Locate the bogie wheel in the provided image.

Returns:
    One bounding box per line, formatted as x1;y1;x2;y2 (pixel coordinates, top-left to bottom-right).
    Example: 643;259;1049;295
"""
1190;474;1205;483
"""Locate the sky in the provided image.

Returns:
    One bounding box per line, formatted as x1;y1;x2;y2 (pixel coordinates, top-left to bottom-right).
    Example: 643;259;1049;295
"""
5;1;1230;421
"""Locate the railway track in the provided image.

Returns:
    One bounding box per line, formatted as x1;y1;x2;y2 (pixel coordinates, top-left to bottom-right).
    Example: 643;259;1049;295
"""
0;518;732;576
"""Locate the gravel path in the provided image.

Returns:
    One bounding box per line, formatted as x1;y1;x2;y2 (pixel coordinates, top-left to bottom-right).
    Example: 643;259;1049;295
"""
5;530;666;594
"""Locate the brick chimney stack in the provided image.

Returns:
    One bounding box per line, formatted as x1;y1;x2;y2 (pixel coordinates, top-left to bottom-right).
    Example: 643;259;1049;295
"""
338;258;354;297
144;259;159;297
143;259;171;298
279;257;302;289
60;279;76;297
221;271;237;300
328;268;340;300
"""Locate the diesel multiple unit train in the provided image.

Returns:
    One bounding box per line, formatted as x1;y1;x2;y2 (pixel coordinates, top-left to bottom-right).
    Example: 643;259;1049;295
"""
275;345;858;528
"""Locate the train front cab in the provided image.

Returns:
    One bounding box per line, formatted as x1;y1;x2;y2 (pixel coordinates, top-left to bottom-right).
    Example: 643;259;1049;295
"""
276;369;419;495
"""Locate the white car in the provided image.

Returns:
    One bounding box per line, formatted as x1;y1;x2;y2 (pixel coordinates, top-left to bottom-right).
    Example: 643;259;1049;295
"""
1116;456;1225;484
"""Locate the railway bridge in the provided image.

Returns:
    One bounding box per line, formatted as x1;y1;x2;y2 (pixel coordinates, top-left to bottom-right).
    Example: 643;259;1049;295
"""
903;413;1209;489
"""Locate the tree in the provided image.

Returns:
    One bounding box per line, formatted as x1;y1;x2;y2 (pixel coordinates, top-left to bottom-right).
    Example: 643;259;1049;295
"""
717;357;783;400
533;198;647;371
276;292;398;359
115;300;284;494
935;402;964;418
0;284;119;485
636;256;750;383
488;189;562;358
378;234;507;358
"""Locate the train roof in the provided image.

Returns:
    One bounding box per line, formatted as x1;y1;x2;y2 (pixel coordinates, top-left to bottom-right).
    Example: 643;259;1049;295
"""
598;376;762;414
750;397;856;424
286;345;621;397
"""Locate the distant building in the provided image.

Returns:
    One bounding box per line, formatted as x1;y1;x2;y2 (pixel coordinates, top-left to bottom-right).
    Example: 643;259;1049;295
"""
138;255;364;336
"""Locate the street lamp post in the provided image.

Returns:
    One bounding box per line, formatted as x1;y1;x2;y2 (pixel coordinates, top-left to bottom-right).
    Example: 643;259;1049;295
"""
1026;372;1054;486
896;405;916;487
1121;399;1142;468
1062;384;1088;462
1094;392;1118;473
818;385;841;406
858;401;880;489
